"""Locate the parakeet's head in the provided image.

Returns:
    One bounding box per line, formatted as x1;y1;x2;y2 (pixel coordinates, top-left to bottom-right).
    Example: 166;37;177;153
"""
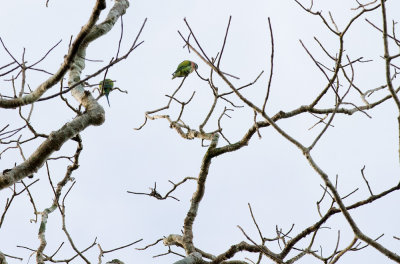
99;79;114;89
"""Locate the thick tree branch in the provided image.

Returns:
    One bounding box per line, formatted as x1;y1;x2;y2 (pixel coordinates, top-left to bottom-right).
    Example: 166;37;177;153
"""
0;0;130;189
0;0;106;109
182;134;219;254
172;252;203;264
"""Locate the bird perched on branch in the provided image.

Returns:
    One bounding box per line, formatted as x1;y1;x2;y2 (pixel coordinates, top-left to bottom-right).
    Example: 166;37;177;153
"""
172;60;198;79
106;259;125;264
99;79;114;107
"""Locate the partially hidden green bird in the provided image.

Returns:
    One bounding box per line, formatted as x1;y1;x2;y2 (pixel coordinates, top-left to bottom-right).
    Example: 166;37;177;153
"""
99;79;114;107
106;259;125;264
172;60;198;79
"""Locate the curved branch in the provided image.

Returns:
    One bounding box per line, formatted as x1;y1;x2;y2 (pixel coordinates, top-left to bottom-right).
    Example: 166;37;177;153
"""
0;0;106;109
0;0;131;189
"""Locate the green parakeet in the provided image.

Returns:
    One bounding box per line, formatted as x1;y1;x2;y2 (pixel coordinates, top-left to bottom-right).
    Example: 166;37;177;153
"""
106;259;125;264
99;79;114;107
172;60;198;79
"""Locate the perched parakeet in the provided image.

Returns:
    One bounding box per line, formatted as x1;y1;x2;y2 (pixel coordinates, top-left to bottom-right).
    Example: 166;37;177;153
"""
172;60;198;79
99;79;114;107
106;259;125;264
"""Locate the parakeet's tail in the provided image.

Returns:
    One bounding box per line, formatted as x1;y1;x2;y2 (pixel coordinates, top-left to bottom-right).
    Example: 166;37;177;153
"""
172;75;176;80
106;94;110;107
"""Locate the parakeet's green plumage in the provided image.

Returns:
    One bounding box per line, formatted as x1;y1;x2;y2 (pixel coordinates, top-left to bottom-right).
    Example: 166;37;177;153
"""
106;259;125;264
172;60;198;79
99;79;114;107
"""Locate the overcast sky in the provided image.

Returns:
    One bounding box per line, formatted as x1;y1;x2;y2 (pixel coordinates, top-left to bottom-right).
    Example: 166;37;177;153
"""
1;0;400;263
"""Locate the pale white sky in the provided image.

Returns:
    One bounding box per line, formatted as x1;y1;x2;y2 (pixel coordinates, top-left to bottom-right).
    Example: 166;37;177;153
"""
1;0;400;263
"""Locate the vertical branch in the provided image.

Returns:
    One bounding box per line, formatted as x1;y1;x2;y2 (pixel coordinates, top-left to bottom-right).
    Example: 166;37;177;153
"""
19;49;26;97
36;137;83;263
262;17;274;112
216;16;232;68
380;0;400;110
380;0;400;162
182;134;219;254
36;162;58;264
